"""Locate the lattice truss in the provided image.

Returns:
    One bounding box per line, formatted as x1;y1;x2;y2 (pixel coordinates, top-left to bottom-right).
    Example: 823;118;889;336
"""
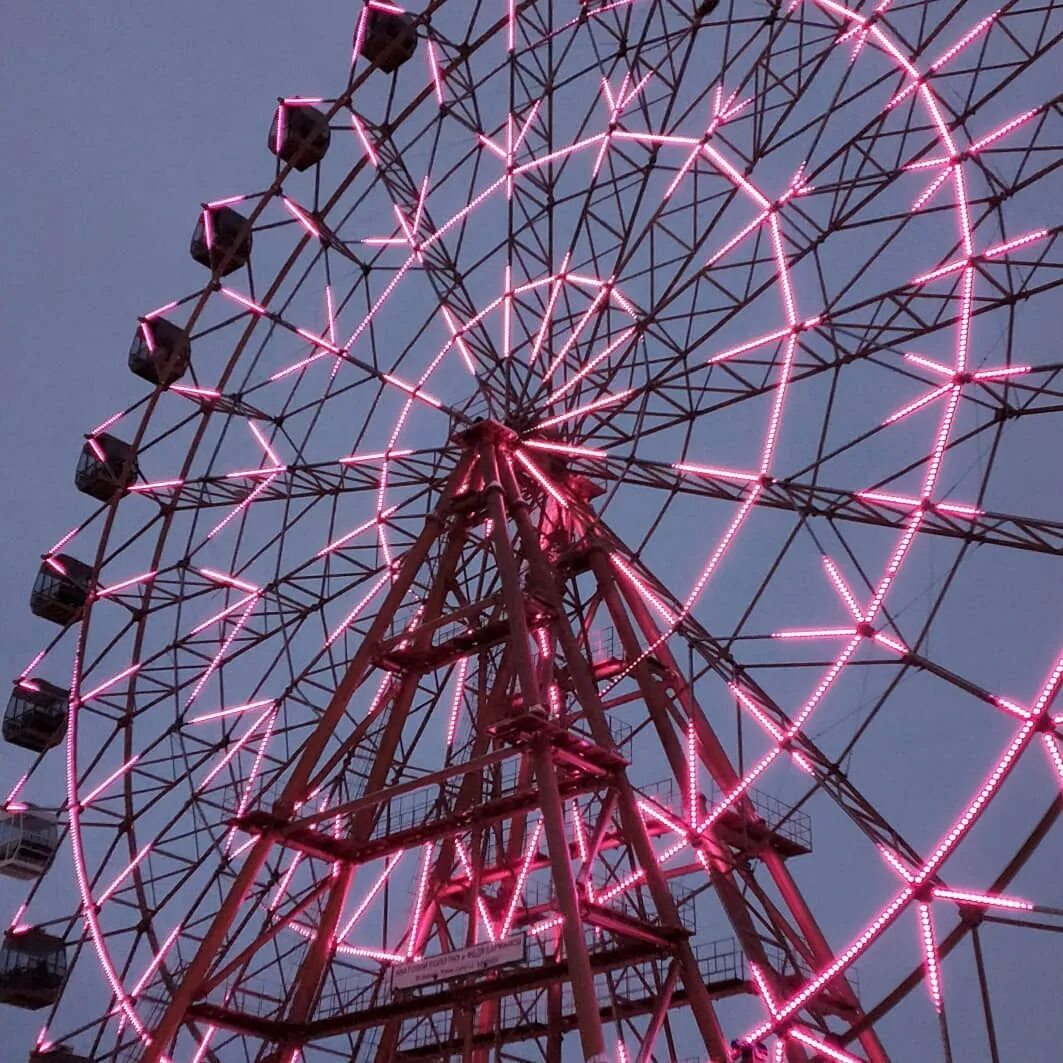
2;1;1062;1062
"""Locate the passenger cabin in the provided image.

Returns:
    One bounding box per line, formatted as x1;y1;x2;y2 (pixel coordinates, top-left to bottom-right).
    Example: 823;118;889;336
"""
129;316;191;387
359;8;418;72
4;679;68;753
0;930;68;1010
190;205;252;276
269;103;331;170
30;555;93;626
75;434;138;501
0;808;60;881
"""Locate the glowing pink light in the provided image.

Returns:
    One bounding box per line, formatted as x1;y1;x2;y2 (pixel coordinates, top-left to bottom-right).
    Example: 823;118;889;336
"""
201;208;215;251
454;840;498;942
528;915;564;936
338;854;402;940
543;285;610;380
406;842;435;959
749;963;780;1018
730;683;785;743
610;553;677;625
224;465;287;480
522;438;608;460
637;798;689;839
872;632;909;656
79;754;142;809
79;663;141;705
44;556;67;575
970;108;1041;153
917;902;944;1012
529;258;570;365
904;352;953;377
293;325;342;354
96;842;153;905
350;111;378;165
773;627;857;639
219;287;267;315
168;386;219;405
973;365;1031;382
983;229;1050;259
788;1029;863;1063
513;450;568;508
199;568;259;594
911;166;952;212
96;570;157;599
426;40;445;104
3;773;29;809
317;507;397;558
207;194;246;209
616;1041;630;1063
196;703;275;793
502;265;513;358
445;656;469;748
506;0;515;51
382;373;442;408
686;722;699;822
673;461;758;483
708;325;793;365
207;472;280;540
570;801;590;863
1043;733;1063;786
46;528;79;556
545;327;636;404
325;572;390;648
269;351;334;380
883;382;952;425
86;436;107;463
187;699;275;725
184;594;261;710
533;389;636;431
932;887;1033;911
878;844;915;882
281;197;320;238
190;1027;217;1063
144;300;179;321
188;592;258;636
130;922;183;999
501;820;544;937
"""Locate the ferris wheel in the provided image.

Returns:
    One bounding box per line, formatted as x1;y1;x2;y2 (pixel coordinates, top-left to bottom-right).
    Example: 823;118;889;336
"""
2;1;1062;1061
